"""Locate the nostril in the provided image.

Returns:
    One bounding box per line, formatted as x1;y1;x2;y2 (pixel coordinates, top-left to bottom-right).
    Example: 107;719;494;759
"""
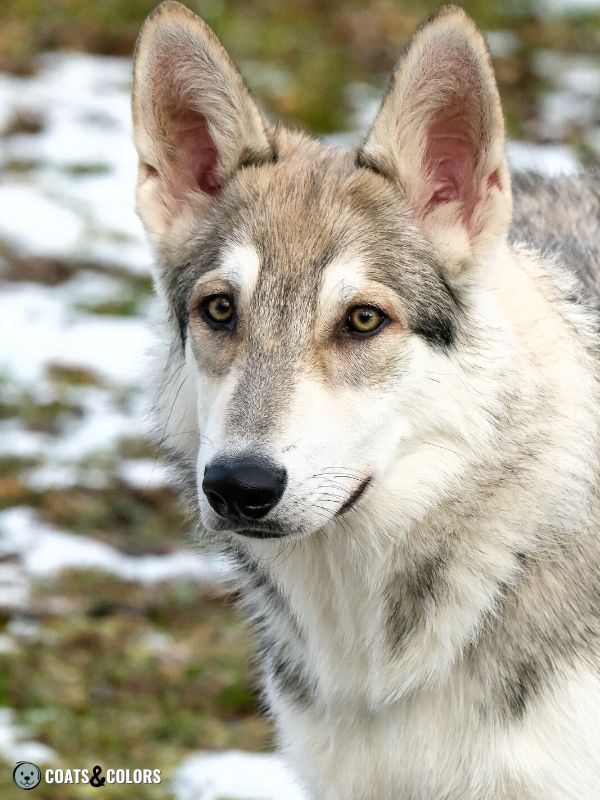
205;489;223;505
203;488;230;516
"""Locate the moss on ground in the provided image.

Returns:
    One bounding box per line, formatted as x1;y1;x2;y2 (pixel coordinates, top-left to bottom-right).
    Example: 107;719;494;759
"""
0;571;270;798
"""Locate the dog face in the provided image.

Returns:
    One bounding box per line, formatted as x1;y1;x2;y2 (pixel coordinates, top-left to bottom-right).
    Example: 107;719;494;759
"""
133;2;513;541
13;762;42;790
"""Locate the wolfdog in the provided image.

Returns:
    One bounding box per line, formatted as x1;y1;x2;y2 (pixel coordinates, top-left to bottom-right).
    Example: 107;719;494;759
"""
132;3;600;798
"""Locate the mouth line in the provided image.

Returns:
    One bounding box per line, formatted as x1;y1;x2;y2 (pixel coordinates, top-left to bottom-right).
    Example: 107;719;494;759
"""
337;476;372;516
206;476;373;538
236;527;291;539
212;520;294;540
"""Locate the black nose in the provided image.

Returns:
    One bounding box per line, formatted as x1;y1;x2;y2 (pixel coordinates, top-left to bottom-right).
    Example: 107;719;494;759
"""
202;456;287;520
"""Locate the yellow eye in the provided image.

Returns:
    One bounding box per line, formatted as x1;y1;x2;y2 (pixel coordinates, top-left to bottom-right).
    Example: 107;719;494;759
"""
345;305;386;336
200;294;235;328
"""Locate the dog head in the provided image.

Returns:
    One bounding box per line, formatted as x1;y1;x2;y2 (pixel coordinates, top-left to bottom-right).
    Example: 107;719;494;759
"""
133;2;513;541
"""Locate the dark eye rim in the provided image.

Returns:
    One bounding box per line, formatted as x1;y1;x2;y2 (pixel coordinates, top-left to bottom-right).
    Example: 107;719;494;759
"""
341;304;388;339
198;293;236;331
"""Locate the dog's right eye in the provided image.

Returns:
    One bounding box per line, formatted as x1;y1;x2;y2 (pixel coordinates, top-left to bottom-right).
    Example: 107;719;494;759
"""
199;294;236;330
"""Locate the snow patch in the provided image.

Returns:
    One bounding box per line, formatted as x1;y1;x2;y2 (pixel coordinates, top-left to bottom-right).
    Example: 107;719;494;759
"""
0;708;55;764
0;52;152;274
0;282;152;387
0;507;230;585
0;185;83;258
119;458;171;490
172;750;307;800
541;0;600;15
507;141;580;175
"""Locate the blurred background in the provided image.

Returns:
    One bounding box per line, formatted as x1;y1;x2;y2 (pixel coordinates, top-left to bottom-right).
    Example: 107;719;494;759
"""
1;0;600;797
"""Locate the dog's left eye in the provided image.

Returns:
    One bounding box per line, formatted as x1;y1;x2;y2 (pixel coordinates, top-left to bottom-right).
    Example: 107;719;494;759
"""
343;305;387;337
199;293;235;329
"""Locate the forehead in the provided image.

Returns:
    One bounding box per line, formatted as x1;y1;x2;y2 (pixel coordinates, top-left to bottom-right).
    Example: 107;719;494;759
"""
227;151;422;266
169;135;456;345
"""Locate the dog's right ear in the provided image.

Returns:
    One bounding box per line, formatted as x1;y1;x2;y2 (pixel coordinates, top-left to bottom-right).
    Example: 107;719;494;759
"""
132;1;273;244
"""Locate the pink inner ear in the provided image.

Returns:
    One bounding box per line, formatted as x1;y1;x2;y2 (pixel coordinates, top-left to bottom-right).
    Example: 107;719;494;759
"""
169;111;222;199
424;117;477;222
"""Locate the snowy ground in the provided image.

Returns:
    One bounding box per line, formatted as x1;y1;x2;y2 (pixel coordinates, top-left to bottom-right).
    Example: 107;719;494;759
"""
173;752;306;800
0;36;598;799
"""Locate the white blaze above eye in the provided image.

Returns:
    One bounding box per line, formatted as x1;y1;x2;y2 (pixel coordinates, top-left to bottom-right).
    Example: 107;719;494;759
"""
219;242;261;304
318;257;368;318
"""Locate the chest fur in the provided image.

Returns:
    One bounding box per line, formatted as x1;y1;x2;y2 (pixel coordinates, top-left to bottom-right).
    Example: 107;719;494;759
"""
234;531;600;800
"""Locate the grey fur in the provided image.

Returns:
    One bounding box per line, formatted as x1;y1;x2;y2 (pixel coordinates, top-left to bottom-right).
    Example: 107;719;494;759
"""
511;171;600;300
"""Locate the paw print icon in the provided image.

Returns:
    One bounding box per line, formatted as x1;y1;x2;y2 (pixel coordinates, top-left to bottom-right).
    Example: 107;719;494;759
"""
13;762;42;790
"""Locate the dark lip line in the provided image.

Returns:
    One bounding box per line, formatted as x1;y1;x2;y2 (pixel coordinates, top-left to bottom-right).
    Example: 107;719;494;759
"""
337;476;372;516
214;477;372;539
236;528;290;539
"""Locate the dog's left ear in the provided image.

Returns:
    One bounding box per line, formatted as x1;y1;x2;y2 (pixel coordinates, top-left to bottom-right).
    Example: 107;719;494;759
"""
358;5;511;270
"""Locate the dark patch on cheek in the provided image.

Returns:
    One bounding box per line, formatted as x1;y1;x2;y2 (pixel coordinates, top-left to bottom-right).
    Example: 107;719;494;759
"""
364;225;463;353
407;270;461;350
413;306;456;349
167;235;233;350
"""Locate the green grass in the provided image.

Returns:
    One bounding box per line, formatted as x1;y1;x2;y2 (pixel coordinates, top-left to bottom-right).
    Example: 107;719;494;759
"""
0;571;270;799
3;0;600;137
60;162;111;177
0;394;83;433
74;280;152;317
36;483;189;555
